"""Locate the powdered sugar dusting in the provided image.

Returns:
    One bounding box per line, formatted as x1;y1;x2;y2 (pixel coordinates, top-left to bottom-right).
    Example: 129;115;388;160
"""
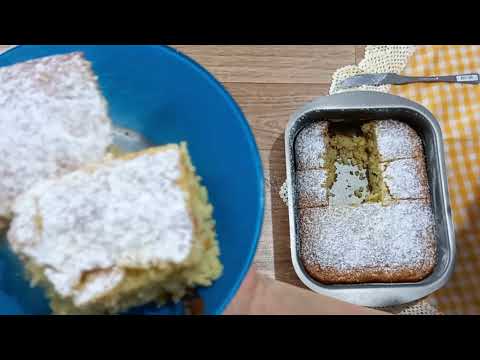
296;170;328;208
383;158;429;200
8;147;193;305
295;122;328;170
73;268;125;306
375;120;422;162
300;201;435;271
0;52;112;218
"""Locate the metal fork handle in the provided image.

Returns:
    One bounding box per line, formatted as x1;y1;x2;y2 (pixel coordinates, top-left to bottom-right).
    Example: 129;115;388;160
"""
394;73;480;85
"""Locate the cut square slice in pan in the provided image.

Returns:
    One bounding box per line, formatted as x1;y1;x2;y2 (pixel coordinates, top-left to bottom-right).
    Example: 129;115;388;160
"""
294;121;329;171
382;158;430;201
362;120;423;162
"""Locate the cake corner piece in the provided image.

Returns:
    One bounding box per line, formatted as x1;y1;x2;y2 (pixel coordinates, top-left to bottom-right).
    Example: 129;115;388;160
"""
295;121;329;171
373;120;423;162
7;142;222;315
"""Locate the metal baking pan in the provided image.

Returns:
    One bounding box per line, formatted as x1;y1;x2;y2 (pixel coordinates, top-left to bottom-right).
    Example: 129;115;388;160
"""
284;91;456;308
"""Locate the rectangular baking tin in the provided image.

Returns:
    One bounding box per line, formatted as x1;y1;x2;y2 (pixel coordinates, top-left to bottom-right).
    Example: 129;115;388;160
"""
285;91;456;307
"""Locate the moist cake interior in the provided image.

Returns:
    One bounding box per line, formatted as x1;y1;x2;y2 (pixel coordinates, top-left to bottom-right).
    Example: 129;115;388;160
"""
324;121;387;203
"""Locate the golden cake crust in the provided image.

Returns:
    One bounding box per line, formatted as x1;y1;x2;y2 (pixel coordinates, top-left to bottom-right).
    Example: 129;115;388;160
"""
302;262;435;284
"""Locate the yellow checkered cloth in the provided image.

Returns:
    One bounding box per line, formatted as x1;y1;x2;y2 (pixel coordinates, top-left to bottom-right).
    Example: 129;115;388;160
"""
390;45;480;314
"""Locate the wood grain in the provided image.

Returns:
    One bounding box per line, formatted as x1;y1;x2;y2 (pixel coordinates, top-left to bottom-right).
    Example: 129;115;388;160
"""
173;46;355;84
225;82;330;151
0;45;357;287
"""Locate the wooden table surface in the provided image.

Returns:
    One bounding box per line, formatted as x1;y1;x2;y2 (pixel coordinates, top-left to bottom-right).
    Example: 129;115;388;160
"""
0;45;365;289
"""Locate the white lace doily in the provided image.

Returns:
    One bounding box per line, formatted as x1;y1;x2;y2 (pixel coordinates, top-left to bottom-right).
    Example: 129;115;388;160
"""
330;45;417;94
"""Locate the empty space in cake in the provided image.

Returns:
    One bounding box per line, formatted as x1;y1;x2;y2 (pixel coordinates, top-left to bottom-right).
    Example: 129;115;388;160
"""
330;163;368;206
325;120;372;205
323;119;428;205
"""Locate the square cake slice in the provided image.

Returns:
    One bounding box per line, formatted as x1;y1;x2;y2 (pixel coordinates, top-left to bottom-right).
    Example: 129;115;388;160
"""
296;170;329;208
7;143;223;314
0;52;113;229
382;158;430;201
295;121;329;171
299;201;436;284
366;120;423;162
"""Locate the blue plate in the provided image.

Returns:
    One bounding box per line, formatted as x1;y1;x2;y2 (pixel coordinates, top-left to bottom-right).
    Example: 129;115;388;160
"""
0;45;264;315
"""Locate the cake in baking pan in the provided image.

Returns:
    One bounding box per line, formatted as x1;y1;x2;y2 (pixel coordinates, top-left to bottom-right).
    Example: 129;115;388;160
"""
295;121;329;171
7;143;223;314
0;52;112;230
294;119;435;284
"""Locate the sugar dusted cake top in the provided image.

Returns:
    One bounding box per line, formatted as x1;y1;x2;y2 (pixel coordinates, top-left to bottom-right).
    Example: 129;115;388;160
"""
382;158;429;200
295;122;329;170
296;169;328;208
299;201;435;276
374;120;423;162
8;146;194;306
0;52;112;219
